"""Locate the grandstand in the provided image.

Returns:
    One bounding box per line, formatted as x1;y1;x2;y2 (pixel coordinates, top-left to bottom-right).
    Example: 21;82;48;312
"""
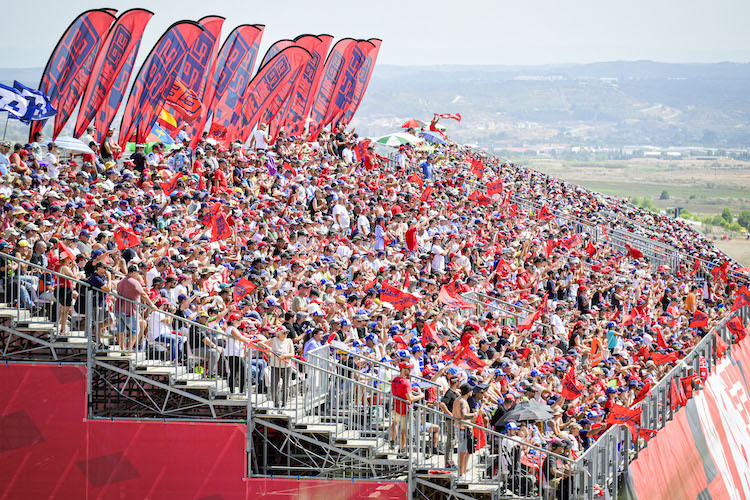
0;137;748;499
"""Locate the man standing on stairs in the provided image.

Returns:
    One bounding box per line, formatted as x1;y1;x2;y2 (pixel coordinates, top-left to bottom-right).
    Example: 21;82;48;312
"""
390;362;424;457
453;384;478;481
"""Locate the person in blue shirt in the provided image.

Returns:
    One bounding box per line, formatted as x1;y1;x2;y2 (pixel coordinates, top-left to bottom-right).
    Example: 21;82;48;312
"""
420;154;435;180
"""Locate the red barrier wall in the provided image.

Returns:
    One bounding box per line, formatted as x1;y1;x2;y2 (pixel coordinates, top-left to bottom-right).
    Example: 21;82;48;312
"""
628;340;750;499
0;363;407;499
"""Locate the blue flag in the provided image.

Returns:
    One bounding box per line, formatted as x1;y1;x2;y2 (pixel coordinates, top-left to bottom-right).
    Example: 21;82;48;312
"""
0;83;30;122
13;81;57;121
150;124;175;145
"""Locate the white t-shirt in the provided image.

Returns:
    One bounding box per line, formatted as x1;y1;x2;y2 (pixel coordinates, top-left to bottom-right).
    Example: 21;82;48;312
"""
253;129;269;150
148;311;171;342
431;244;445;272
45;152;59;178
332;204;351;230
357;214;370;235
80;133;96;147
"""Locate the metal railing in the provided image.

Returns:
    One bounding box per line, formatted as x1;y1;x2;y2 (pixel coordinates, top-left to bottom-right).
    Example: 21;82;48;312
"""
574;305;749;499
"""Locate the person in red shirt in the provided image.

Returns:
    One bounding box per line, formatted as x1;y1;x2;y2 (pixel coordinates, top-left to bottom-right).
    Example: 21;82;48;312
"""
390;362;424;454
362;146;378;171
212;161;228;195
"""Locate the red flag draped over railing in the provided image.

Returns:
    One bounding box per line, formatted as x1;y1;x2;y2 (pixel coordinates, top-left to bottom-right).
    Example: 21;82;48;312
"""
307;38;356;139
340;39;381;125
118;21;203;149
32;9;116;140
233;46;312;142
191;24;264;150
726;316;745;341
517;307;541;331
74;8;153;139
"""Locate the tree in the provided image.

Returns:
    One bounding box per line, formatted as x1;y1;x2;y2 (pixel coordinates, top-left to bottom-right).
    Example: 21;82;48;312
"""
631;197;640;207
737;209;750;229
659;190;669;200
721;207;733;224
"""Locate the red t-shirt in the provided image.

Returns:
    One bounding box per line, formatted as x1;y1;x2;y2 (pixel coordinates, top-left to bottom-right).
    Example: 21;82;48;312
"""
391;376;411;415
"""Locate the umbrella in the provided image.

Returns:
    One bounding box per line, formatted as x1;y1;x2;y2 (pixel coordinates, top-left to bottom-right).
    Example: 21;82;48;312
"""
43;137;94;155
373;132;423;148
419;130;446;145
496;401;555;426
401;119;426;129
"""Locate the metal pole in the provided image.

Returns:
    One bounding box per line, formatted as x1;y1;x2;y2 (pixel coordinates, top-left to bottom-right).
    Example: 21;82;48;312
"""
407;403;414;500
2;112;8;141
246;355;254;478
85;289;93;415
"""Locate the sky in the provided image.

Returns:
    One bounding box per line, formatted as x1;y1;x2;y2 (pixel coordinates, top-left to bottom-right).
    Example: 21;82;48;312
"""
3;0;750;69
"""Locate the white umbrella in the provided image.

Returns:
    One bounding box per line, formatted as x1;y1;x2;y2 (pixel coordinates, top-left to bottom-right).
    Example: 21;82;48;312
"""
373;132;423;147
44;137;94;155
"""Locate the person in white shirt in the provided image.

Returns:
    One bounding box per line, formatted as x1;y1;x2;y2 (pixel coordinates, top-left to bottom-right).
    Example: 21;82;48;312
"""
250;123;270;152
356;210;370;236
45;142;60;179
342;142;354;164
431;235;447;272
175;123;190;143
80;126;96;149
0;141;12;175
331;199;351;234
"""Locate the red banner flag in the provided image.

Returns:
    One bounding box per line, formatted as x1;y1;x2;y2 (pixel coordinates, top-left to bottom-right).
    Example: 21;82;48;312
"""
422;321;446;348
731;286;750;312
211;212;232;242
563;233;583;249
520;448;547;470
322;40;375;127
307;38;356;139
118;20;203;148
380;282;419;311
544;239;558;259
517;308;541;331
470;159;484;180
475;192;492;206
159;171;183;196
656;329;668;349
716;334;728;358
690;310;708;328
486;179;502;196
606;403;640;426
537;205;555;221
364;279;378;292
626;246;643;260
561;366;584;400
438;285;474;310
699;356;708;381
419;186;433;202
727;316;745;340
681;375;697;399
58;242;77;263
340;38;381;124
114;226;139;250
435;113;461;122
453;346;486;371
711;260;730;282
652;351;678;365
691;258;701;276
585;241;596;257
670;377;686;410
632;380;652;406
165;79;203;118
75;9;153;139
407;173;423;190
233;278;257;302
32;9;116;140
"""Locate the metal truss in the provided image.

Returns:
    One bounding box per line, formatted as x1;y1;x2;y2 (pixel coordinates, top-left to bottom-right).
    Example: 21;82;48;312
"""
252;417;409;480
0;323;85;363
89;358;246;421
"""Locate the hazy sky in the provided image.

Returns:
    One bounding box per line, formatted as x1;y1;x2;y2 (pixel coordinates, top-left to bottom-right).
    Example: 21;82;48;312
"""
4;0;750;67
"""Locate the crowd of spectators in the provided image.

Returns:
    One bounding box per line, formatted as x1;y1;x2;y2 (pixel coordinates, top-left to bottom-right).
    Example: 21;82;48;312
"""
0;119;742;484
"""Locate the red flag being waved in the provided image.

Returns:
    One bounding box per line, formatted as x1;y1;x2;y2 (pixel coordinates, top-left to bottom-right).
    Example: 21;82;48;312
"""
453;345;486;371
561;366;584;401
711;260;730;282
626;245;643;260
691;258;701;276
563;233;583;249
517;307;541;331
114;226;140;250
470;159;484;180
652;351;678;365
585;241;596;257
537;205;555;221
632;380;652;406
419;186;433;202
438;284;474;310
690;310;708;328
607;403;640;427
656;329;668;349
670;377;687;410
58;242;77;263
407;172;423;190
211;212;232;242
233;278;257;302
435;113;461;122
716;334;728;358
486;179;502;196
422;321;446;348
379;282;419;311
159;171;183;196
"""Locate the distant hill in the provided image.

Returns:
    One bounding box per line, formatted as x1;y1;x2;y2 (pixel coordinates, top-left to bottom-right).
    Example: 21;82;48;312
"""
2;62;749;149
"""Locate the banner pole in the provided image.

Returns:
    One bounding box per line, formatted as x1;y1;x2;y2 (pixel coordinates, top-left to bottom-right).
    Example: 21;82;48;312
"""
2;112;8;140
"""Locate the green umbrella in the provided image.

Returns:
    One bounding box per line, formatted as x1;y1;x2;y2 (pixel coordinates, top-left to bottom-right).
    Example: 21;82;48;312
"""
373;132;423;147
